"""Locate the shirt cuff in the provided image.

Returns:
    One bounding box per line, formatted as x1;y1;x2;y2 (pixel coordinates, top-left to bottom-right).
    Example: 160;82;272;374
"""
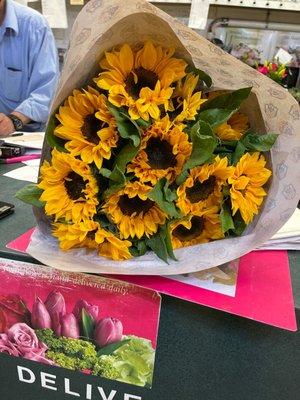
14;99;48;123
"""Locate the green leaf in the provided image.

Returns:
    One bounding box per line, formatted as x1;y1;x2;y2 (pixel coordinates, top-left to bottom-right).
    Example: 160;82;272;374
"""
146;224;176;263
98;339;131;355
135;118;151;129
232;212;247;236
104;165;126;197
241;133;278;152
183;120;218;171
146;232;169;263
175;170;189;186
162;224;177;261
109;165;126;184
108;103;140;147
187;66;212;88
198;108;235;128
99;168;111;178
232;141;246;165
149;178;180;218
15;184;45;208
220;202;235;234
200;87;252;112
46;114;68;153
232;132;278;165
114;143;139;174
130;240;148;257
81;308;95;340
94;213;118;234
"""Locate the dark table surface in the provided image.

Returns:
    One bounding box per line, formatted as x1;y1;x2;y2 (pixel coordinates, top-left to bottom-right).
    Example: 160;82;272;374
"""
0;162;300;400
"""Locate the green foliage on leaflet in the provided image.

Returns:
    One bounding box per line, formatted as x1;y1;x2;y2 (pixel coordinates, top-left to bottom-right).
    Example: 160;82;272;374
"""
107;103;141;147
15;184;45;208
36;329;97;371
149;178;180;218
145;224;177;263
183;120;217;170
196;87;252;131
36;329;155;387
200;87;252;112
232;132;278;164
98;335;155;388
46;113;68;153
187;66;212;88
81;308;95;340
220;201;235;234
176;120;217;185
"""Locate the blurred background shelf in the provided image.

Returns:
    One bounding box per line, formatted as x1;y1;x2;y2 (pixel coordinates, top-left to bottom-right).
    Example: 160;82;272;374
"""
150;0;300;12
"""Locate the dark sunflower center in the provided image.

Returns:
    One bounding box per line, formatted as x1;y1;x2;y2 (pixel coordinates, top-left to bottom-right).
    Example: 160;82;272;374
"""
173;216;204;242
118;194;154;216
186;176;216;203
81;114;102;144
125;67;158;99
87;229;98;240
168;102;184;121
64;171;87;200
145;138;177;169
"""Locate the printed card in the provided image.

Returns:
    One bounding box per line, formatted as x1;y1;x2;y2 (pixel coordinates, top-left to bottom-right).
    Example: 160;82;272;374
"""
0;257;161;389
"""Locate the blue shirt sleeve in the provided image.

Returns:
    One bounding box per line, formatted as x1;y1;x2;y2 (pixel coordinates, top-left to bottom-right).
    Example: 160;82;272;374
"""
15;23;59;123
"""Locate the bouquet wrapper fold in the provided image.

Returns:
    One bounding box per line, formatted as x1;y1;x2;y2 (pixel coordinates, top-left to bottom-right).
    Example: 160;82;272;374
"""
28;0;300;275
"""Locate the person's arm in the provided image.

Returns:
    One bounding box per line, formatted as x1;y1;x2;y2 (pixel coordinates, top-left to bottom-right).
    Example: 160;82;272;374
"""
14;22;59;126
0;112;30;137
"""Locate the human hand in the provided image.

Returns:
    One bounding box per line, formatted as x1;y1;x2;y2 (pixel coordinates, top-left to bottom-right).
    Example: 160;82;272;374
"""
0;113;15;137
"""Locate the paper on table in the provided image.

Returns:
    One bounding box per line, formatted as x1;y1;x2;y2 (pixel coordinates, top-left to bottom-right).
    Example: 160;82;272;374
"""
257;208;300;250
6;230;297;330
41;0;68;29
4;132;45;149
23;158;41;168
3;165;39;183
272;208;300;239
165;259;239;297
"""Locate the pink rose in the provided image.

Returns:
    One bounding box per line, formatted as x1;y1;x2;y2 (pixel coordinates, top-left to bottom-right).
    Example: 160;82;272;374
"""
0;295;30;333
0;333;19;356
6;323;53;365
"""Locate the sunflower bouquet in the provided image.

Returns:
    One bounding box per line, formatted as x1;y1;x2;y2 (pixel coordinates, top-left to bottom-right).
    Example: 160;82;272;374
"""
17;41;277;263
17;0;300;274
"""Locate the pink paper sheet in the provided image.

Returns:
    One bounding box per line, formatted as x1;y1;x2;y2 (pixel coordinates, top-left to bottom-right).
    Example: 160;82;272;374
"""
7;229;297;331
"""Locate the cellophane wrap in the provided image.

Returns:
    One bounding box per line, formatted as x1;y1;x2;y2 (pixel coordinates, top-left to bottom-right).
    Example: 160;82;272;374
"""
28;0;300;275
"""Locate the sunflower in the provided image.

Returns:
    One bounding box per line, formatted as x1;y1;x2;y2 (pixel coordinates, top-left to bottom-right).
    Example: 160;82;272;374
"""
38;149;99;223
177;156;234;215
127;116;192;185
103;181;167;239
171;206;223;249
52;220;132;261
95;41;187;120
168;73;207;122
54;87;118;169
215;112;249;141
229;152;271;224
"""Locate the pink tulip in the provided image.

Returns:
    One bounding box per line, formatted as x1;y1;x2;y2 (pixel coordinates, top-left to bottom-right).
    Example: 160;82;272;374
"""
45;291;66;319
31;298;52;330
73;300;99;323
94;318;123;347
60;313;80;339
258;66;268;75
